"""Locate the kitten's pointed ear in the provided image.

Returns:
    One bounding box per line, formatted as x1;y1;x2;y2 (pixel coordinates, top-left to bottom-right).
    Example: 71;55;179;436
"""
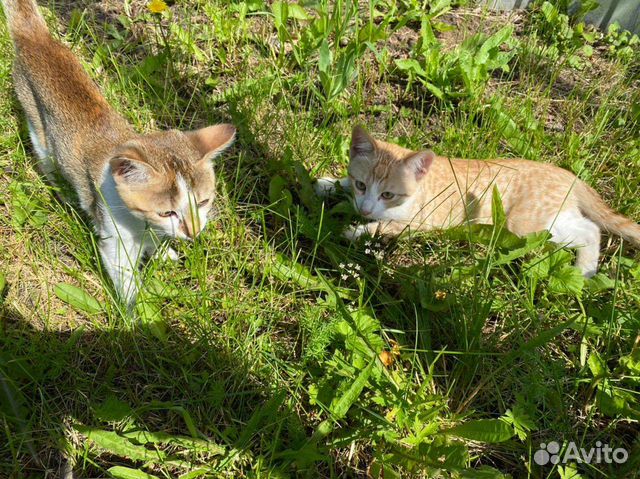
187;123;236;161
350;125;376;159
405;150;435;180
110;146;156;185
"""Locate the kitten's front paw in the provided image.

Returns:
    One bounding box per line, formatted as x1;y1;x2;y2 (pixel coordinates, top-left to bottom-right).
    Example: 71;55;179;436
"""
164;247;179;262
155;246;179;262
343;224;373;241
314;177;339;197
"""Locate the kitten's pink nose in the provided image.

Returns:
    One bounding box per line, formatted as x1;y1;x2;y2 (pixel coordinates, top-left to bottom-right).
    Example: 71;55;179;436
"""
360;208;372;217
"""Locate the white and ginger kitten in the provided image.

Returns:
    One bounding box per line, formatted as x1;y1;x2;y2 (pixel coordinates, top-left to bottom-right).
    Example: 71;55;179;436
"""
316;126;640;277
3;0;236;305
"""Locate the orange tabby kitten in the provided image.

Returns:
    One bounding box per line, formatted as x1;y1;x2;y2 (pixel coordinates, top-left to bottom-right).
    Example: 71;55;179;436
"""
316;126;640;277
3;0;236;304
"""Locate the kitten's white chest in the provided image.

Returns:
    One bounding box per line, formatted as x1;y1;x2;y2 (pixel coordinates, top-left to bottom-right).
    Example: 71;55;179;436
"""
377;195;418;221
97;171;147;240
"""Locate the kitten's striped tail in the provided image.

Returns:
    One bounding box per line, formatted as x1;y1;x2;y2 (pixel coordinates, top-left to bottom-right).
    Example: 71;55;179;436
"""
576;181;640;247
1;0;47;40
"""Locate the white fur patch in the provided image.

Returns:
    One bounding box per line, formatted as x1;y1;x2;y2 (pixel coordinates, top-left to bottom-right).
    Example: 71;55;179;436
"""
314;177;350;196
176;175;190;211
27;121;57;179
27;121;48;159
547;210;601;277
343;223;371;241
97;169;151;304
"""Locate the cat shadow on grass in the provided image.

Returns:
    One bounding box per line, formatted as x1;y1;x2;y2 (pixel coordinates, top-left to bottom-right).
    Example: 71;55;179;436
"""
0;306;333;477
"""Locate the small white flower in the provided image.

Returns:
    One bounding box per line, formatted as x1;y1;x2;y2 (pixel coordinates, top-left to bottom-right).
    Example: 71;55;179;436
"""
353;264;361;271
365;248;372;254
341;274;349;280
339;263;345;269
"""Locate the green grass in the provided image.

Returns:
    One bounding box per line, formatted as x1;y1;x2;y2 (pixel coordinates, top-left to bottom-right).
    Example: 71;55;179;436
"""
1;0;639;477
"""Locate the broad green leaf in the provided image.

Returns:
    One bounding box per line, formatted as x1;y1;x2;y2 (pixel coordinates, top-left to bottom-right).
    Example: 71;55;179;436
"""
548;265;584;296
330;360;374;419
417;442;469;468
124;430;224;455
54;283;103;315
491;185;507;229
335;308;384;358
318;39;332;73
478;26;514;62
524;247;573;280
493;231;549;266
145;278;179;299
503;405;537;441
558;464;584;479
394;58;426;76
423;81;445;100
541;2;558;23
587;351;607;378
95;396;133;422
586;273;615;293
460;466;510;478
287;3;310;20
9;182;48;229
271;1;288;30
445;223;519;249
294;162;318;209
525;254;551;280
265;254;349;298
108;466;160;479
620;349;640;375
595;387;640;418
368;459;402;479
443;418;514;443
268;175;293;209
75;425;164;462
312;418;334;440
178;470;210;479
276;441;327;468
135;295;167;342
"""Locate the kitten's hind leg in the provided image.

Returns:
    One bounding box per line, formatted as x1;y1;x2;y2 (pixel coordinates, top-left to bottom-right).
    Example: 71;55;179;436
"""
27;120;49;160
314;177;351;196
548;210;601;277
26;119;58;182
14;70;56;178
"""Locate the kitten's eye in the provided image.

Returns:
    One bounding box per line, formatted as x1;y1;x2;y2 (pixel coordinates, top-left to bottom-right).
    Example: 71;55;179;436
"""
355;180;366;192
380;192;395;200
158;210;177;218
197;198;209;208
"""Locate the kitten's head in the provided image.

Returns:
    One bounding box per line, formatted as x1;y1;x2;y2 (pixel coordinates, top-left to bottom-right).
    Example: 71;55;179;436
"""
347;126;434;220
109;123;236;239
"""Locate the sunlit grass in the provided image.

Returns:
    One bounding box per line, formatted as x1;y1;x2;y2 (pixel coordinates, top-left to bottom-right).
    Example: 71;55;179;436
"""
1;1;639;478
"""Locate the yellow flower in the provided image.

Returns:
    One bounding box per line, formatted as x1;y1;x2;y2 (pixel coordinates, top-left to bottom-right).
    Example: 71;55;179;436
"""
435;290;447;301
385;408;398;422
148;0;168;14
379;350;394;367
